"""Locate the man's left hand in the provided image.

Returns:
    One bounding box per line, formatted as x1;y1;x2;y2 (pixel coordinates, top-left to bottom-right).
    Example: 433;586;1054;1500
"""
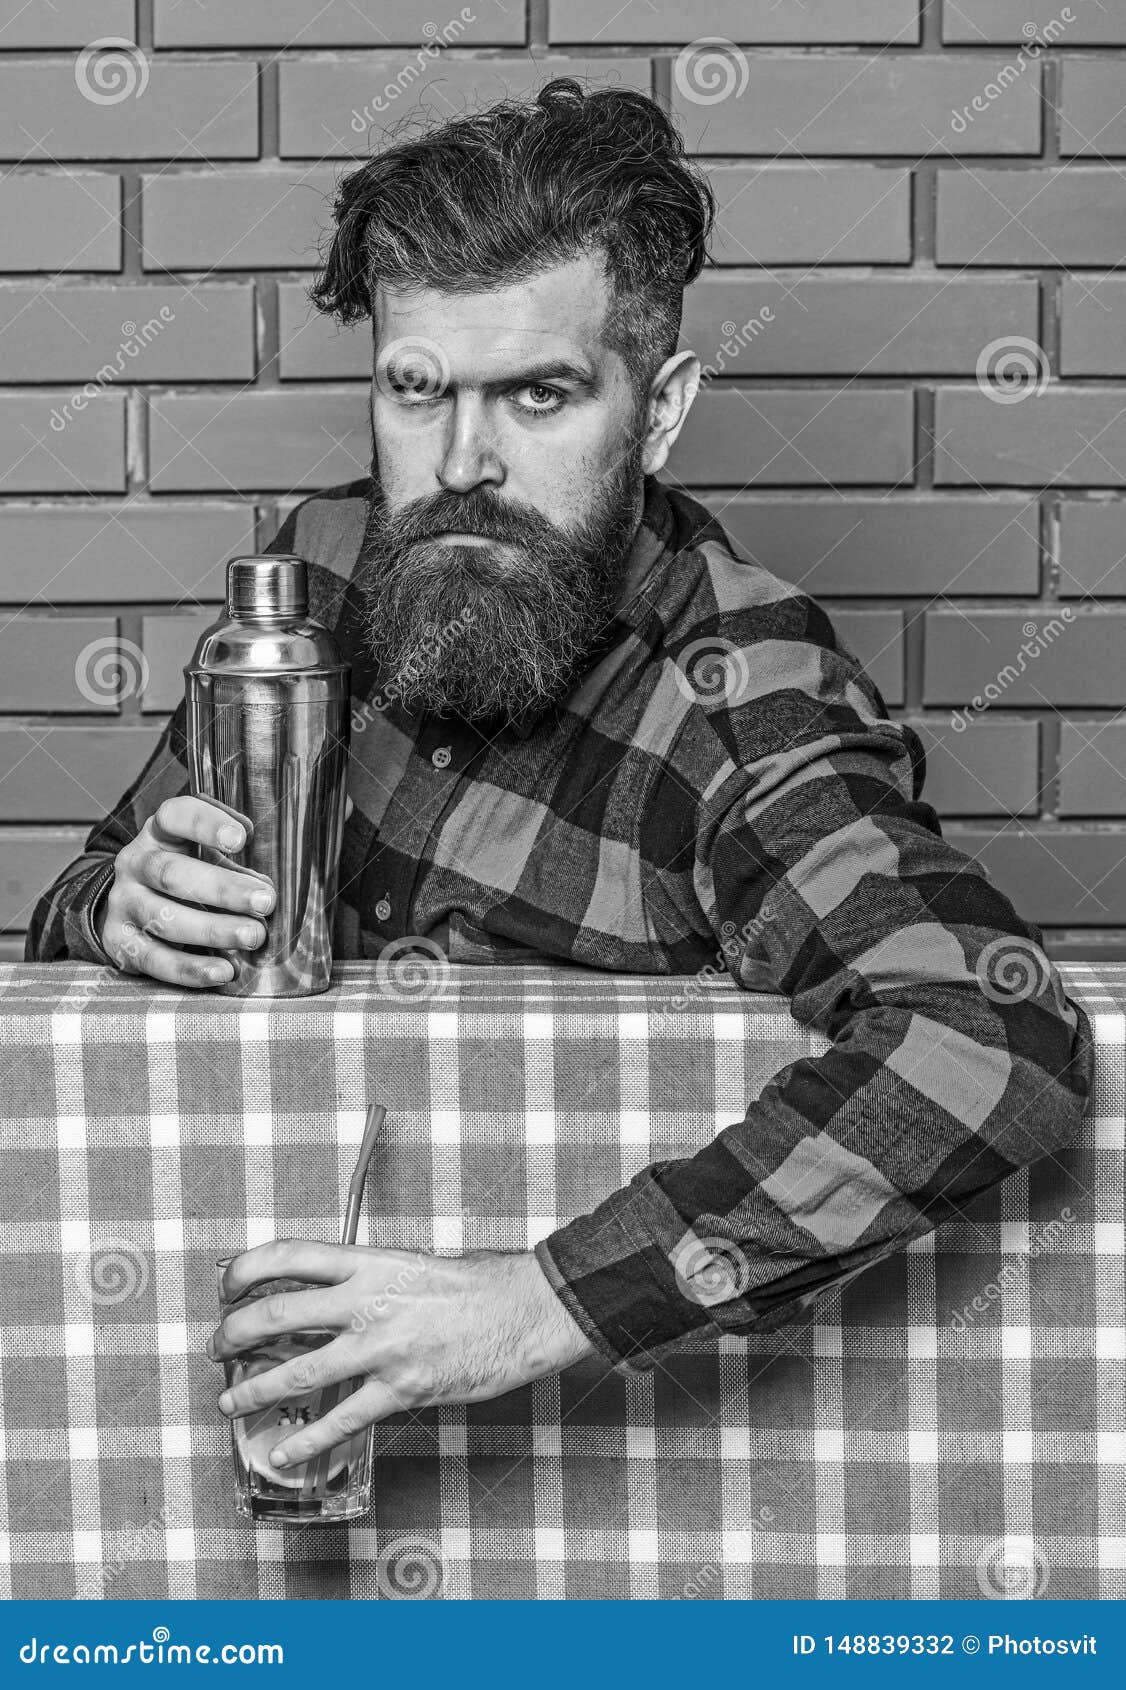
208;1241;596;1470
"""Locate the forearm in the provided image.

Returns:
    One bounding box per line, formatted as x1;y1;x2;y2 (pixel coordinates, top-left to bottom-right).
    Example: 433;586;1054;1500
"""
538;980;1094;1368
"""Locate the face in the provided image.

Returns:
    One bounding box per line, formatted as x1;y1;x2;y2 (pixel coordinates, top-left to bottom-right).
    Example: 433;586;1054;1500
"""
357;252;650;725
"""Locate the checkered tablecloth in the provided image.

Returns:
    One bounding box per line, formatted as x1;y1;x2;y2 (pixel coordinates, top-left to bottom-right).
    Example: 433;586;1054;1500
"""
0;959;1122;1601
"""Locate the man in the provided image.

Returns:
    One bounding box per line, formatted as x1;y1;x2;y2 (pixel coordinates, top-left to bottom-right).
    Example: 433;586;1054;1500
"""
27;81;1093;1473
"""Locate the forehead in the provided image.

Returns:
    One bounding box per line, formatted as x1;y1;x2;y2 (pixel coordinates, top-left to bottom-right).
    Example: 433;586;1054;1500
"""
374;251;615;377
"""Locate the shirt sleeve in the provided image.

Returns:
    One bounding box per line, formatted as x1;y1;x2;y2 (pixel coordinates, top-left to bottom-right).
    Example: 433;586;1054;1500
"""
23;700;193;964
535;659;1096;1370
23;508;306;965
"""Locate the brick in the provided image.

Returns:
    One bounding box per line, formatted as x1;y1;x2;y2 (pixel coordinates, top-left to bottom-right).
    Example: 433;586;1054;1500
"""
674;56;1040;157
280;58;651;157
141;611;220;713
944;1;1126;43
935;389;1126;487
0;393;125;494
279;282;367;378
0;1;135;46
550;0;920;43
148;391;368;492
0;284;254;383
0;60;258;161
669;388;914;487
937;168;1126;266
710;496;1040;595
142;168;336;271
709;165;911;265
1060;276;1126;375
946;826;1126;925
829;609;904;704
0;171;120;272
0;616;119;712
903;717;1040;816
923;608;1125;707
0;829;88;931
0;725;162;821
0;504;255;604
684;276;1038;376
1061;61;1126;155
154;0;526;47
1056;500;1126;597
1058;721;1126;815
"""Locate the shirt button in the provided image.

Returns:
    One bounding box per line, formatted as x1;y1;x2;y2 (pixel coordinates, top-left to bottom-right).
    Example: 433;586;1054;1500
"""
374;897;391;922
431;745;452;770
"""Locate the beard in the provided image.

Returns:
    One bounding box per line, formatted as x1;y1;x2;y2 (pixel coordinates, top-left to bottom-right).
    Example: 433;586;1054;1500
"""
356;444;644;726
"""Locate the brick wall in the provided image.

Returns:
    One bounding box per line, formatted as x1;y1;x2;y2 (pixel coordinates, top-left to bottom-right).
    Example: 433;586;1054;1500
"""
3;0;1126;959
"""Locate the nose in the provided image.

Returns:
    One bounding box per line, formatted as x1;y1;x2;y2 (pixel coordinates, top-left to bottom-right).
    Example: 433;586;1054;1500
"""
437;395;504;495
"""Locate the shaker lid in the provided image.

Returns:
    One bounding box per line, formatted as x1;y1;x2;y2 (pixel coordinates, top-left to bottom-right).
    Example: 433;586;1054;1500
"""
227;555;308;619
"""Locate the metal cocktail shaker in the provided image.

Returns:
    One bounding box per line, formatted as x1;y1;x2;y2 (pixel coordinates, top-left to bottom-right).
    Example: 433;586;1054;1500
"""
185;556;350;998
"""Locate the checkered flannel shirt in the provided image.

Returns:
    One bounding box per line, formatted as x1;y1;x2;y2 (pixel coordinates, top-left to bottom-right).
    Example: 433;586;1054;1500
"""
25;474;1096;1371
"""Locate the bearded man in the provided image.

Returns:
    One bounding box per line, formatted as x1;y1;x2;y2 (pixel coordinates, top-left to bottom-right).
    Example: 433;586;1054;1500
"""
27;81;1093;1473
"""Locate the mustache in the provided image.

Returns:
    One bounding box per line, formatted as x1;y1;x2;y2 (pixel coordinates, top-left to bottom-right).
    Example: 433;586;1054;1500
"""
375;488;561;548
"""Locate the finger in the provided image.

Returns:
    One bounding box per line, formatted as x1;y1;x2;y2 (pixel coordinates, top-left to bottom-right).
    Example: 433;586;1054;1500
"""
133;845;276;917
106;920;233;989
216;1335;355;1417
152;795;254;856
268;1377;408;1470
212;1285;346;1362
130;888;267;954
219;1240;357;1305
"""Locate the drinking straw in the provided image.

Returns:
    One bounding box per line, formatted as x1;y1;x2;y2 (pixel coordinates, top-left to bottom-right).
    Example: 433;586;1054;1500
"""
299;1103;386;1500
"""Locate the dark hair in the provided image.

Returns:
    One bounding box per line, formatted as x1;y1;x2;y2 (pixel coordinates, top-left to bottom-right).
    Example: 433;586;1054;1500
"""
307;78;715;384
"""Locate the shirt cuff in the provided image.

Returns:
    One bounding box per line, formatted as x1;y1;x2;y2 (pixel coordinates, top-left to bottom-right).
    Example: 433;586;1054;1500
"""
534;1170;723;1370
76;860;119;967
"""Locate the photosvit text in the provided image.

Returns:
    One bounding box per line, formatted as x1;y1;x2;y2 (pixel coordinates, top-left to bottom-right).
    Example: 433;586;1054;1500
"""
792;1633;1098;1656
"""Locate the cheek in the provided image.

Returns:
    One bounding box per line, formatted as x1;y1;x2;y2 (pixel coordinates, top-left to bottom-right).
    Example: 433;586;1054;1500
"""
502;426;616;524
372;411;436;500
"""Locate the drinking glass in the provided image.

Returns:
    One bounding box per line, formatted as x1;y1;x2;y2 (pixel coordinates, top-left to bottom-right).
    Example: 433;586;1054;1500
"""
215;1256;373;1524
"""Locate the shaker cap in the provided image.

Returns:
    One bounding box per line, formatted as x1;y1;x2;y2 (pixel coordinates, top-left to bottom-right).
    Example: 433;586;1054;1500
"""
227;555;308;619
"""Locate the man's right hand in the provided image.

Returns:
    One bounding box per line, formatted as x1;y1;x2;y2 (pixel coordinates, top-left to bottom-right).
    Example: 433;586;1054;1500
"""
94;796;275;988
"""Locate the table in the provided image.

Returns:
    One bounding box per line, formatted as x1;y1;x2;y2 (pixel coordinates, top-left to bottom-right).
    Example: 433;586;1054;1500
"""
0;960;1122;1601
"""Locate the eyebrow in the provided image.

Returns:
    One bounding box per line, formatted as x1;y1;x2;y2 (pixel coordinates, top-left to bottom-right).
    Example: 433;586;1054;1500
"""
476;358;597;394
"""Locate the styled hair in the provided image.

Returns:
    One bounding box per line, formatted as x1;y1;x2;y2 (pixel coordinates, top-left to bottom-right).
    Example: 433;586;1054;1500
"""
307;77;715;384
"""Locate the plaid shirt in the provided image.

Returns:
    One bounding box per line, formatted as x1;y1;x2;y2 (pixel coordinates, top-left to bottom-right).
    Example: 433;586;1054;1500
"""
26;474;1096;1369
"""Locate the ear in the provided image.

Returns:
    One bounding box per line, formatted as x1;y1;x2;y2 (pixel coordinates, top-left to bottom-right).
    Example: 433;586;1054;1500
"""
640;350;702;476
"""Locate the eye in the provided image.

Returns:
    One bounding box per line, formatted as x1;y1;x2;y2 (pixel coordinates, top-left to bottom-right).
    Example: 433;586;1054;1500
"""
513;383;565;415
